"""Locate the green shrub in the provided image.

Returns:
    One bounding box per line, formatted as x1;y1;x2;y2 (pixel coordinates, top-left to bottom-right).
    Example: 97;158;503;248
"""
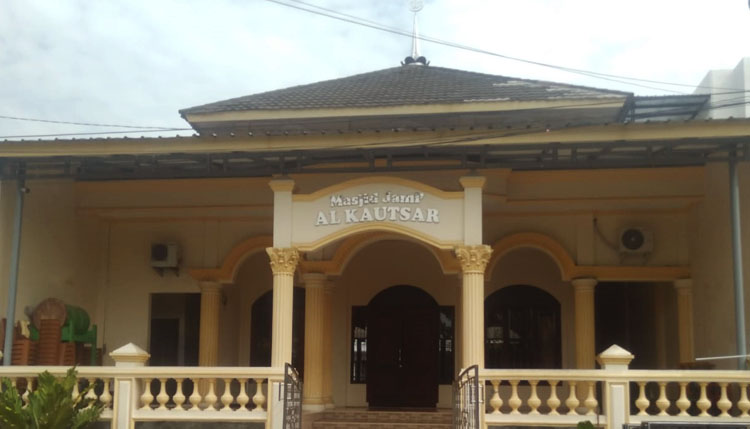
0;368;104;429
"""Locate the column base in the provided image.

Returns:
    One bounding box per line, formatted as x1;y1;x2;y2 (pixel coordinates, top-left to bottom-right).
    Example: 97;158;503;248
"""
302;403;327;412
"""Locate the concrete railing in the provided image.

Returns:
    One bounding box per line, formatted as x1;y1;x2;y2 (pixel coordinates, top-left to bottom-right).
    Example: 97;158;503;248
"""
481;345;750;429
0;343;285;429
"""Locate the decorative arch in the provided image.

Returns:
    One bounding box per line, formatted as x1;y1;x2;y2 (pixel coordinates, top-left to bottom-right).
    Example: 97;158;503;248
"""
299;230;460;275
488;232;576;281
188;235;273;283
294;222;461;252
487;232;692;282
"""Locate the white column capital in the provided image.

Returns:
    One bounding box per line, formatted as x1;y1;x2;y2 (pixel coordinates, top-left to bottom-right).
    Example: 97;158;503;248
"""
199;280;222;293
459;175;487;189
673;278;693;291
302;272;328;287
571;277;598;291
266;247;299;275
455;244;492;274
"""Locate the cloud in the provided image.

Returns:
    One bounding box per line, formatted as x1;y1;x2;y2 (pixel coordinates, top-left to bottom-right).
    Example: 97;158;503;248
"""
1;0;749;138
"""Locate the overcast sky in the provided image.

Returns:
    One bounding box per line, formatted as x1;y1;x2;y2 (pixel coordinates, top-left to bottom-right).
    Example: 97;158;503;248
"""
1;0;749;139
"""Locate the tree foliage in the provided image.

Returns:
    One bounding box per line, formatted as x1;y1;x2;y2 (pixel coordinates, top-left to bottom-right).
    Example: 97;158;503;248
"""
0;368;103;429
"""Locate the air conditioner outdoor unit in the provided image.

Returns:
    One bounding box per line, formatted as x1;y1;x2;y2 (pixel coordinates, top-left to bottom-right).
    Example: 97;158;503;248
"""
150;243;180;268
618;227;654;254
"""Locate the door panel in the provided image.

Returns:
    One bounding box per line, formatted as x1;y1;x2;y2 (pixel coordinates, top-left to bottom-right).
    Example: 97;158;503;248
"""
367;310;402;406
366;286;439;409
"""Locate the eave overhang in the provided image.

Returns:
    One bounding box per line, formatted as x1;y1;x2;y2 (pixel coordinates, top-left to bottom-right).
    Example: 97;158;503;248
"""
1;119;749;180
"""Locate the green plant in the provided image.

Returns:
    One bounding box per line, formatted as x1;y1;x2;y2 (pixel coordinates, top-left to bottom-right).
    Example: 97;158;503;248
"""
577;421;596;429
0;368;104;429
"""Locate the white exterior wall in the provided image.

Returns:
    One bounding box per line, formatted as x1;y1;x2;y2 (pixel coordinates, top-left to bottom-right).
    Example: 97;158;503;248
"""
695;57;750;119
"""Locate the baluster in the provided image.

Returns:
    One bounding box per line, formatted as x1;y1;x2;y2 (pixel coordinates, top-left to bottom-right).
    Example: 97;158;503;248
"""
100;379;113;410
547;380;561;415
489;380;503;414
72;378;80;400
584;381;598;415
566;381;580;415
508;380;521;414
173;379;186;411
635;382;649;416
85;378;98;408
156;379;169;410
676;382;690;416
656;382;669;416
221;378;234;411
697;382;711;416
739;383;750;417
204;379;218;411
21;378;31;406
252;378;266;412
528;380;541;415
718;383;732;417
236;378;250;412
188;379;202;411
140;379;154;410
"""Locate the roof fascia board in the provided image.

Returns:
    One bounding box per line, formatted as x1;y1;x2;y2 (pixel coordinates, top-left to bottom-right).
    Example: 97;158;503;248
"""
2;120;750;159
183;98;628;123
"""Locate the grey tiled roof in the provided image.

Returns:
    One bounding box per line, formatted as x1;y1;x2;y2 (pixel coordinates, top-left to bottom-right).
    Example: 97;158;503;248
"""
180;65;631;115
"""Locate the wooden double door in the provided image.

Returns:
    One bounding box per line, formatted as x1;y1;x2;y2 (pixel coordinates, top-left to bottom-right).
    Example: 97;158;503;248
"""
366;286;439;408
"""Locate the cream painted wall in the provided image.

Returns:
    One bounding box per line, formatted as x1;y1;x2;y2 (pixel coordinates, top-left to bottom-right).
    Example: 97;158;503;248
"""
0;163;745;384
690;162;750;369
0;180;100;348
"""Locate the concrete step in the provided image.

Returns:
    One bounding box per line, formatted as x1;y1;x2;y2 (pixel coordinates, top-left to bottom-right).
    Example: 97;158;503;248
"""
310;409;452;429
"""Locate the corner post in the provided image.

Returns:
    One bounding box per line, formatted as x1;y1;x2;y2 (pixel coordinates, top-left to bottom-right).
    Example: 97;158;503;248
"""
572;277;598;369
198;281;223;367
302;272;327;411
455;245;492;369
109;343;150;429
597;345;634;429
267;247;299;368
673;278;695;364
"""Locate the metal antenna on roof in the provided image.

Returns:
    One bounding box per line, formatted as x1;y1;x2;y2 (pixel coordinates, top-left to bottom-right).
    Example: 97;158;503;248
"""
402;0;429;66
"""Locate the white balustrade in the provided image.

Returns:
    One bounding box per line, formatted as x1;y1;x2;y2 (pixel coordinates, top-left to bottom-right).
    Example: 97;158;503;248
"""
0;366;279;426
482;368;750;427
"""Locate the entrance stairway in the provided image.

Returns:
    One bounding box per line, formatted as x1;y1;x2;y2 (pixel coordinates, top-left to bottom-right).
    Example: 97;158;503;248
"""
308;408;453;429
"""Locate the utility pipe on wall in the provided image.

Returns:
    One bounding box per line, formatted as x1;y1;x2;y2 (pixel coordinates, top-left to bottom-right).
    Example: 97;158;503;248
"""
730;158;747;369
2;176;26;366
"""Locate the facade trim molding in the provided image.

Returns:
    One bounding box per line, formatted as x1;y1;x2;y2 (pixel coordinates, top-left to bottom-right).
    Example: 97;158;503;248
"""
488;232;690;281
291;176;463;202
299;230;460;275
188;235;273;283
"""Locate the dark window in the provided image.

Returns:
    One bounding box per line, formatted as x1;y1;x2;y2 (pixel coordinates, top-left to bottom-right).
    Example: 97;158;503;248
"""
149;293;200;366
351;306;367;383
350;304;455;384
250;288;305;378
438;306;455;384
485;285;561;369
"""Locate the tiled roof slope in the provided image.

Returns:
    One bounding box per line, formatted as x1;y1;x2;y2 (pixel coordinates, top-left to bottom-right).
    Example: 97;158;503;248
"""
180;65;631;115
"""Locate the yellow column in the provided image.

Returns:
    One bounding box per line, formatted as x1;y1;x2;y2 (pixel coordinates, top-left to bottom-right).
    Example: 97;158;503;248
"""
572;278;597;369
267;247;299;367
455;244;492;369
198;281;222;367
674;278;695;364
322;282;334;407
302;273;326;411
